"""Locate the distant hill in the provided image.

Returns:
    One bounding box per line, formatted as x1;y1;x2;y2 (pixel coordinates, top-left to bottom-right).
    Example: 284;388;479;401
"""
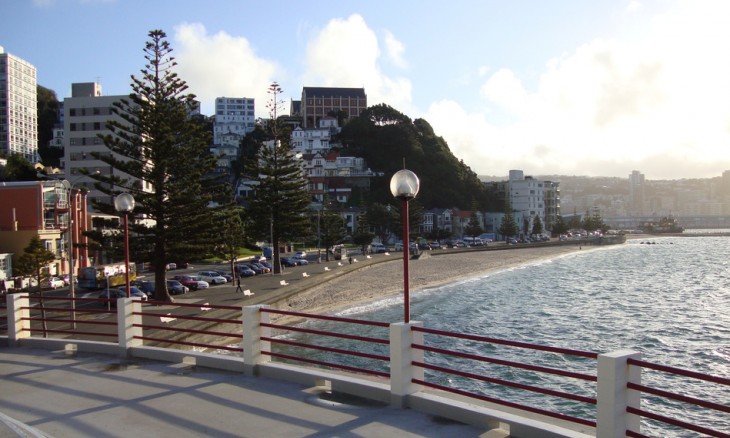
339;104;499;211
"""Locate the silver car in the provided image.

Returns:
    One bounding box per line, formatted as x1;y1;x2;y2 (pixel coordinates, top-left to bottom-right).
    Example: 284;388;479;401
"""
196;271;227;285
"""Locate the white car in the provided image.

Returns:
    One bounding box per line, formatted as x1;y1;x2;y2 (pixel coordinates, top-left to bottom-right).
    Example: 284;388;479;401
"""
294;250;307;258
44;276;65;289
196;271;227;285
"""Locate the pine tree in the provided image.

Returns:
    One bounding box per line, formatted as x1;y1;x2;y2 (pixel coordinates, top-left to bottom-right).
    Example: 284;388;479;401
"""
87;30;229;301
14;236;56;336
464;212;484;238
244;83;311;274
498;201;519;240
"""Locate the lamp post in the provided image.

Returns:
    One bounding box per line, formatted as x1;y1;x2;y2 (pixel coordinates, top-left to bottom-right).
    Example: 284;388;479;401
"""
114;192;135;298
390;169;420;323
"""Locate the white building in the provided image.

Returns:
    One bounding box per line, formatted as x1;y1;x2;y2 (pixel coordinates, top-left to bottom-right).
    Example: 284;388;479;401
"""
213;97;255;145
508;170;547;235
0;46;38;162
291;116;339;154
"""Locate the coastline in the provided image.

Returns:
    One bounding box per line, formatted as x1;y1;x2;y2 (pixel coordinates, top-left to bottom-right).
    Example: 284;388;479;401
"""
279;245;587;319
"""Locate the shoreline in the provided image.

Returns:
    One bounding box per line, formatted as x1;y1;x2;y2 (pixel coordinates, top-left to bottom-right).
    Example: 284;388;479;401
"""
278;245;589;320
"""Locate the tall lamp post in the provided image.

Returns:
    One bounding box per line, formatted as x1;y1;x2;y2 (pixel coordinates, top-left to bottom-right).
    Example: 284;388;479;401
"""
390;169;420;323
114;192;135;298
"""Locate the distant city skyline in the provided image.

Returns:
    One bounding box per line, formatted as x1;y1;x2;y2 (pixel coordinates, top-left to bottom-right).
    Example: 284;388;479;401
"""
3;0;729;180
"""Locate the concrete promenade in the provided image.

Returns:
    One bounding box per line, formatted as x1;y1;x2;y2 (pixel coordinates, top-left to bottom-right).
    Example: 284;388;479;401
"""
0;346;500;438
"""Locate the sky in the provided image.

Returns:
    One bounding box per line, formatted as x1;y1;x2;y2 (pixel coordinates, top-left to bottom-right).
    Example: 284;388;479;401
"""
3;0;730;180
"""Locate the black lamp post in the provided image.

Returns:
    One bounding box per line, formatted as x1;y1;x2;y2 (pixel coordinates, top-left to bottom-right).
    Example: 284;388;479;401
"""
390;169;420;323
114;193;135;298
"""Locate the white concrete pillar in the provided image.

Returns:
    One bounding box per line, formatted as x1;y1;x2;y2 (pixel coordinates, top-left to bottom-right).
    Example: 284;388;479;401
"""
243;305;271;376
596;349;642;438
118;298;142;355
390;321;424;408
8;293;30;345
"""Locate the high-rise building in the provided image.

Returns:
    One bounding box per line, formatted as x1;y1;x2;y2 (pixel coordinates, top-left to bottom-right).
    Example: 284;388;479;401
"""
213;97;255;145
301;87;366;129
628;170;646;216
0;46;39;162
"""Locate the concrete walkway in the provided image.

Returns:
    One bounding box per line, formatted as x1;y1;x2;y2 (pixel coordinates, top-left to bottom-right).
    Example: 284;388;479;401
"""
0;346;502;438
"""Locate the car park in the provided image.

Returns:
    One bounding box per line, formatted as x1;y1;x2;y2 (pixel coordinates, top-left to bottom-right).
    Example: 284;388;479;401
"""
197;271;227;285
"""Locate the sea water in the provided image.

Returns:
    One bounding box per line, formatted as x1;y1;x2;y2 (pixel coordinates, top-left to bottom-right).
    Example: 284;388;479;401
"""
286;235;730;436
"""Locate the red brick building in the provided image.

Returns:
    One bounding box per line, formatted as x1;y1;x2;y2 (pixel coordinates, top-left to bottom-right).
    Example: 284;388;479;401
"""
301;87;367;129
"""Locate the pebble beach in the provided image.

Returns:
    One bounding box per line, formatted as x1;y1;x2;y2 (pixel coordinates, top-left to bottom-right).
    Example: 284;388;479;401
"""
281;245;585;317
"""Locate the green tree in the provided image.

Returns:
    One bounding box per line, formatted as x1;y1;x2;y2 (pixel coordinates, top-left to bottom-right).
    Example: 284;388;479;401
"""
2;154;38;181
551;215;569;235
352;207;375;254
464;212;484;238
37;85;63;166
244;83;312;274
211;206;247;277
86;30;228;301
498;201;519;240
14;236;56;336
320;211;347;261
366;203;397;245
531;215;544;236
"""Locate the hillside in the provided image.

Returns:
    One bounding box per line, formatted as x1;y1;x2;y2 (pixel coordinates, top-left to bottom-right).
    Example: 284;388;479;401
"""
339;104;498;211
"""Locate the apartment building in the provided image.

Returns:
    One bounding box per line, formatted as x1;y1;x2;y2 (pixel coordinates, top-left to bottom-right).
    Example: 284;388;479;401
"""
0;46;38;162
300;87;367;129
213;97;255;145
62;82;140;208
0;180;90;278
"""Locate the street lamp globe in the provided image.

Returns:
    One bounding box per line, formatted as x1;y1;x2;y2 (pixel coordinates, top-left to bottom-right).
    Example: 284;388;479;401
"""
114;192;135;213
390;169;420;200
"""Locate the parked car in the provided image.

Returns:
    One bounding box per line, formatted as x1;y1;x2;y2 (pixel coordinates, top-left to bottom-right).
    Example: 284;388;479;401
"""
292;256;309;265
131;280;155;298
279;257;298;268
98;287;148;306
370;243;387;253
61;274;77;286
213;270;234;282
250;262;271;274
165;263;177;270
236;265;257;277
173;275;209;291
166;280;188;295
196;271;227;285
238;263;263;275
294;250;307;258
43;276;65;289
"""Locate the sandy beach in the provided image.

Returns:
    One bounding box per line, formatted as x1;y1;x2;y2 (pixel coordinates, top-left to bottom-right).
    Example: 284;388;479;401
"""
281;245;586;317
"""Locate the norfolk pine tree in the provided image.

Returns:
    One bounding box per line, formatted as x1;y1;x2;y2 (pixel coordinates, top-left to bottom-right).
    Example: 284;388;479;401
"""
88;30;229;301
244;83;311;274
15;236;56;336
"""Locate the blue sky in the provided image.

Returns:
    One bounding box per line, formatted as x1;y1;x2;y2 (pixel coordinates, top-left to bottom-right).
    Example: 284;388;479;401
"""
3;0;730;179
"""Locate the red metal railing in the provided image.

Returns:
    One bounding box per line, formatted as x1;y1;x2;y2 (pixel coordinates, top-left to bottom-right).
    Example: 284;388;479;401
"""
411;325;599;428
625;357;730;438
260;308;391;378
20;296;120;340
132;300;244;353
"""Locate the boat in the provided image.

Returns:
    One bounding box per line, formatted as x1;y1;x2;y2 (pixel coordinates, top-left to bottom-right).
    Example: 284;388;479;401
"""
639;216;684;234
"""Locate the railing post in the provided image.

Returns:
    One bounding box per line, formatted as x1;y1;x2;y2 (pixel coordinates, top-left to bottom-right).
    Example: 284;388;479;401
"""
596;349;642;438
118;298;142;356
8;293;31;345
242;305;270;376
390;321;424;408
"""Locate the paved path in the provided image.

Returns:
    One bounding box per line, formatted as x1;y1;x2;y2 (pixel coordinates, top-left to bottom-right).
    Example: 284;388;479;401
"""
0;347;502;438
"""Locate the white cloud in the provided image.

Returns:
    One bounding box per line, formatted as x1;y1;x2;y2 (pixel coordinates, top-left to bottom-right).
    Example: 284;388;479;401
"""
428;1;730;179
301;14;413;113
172;23;282;115
383;30;407;68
